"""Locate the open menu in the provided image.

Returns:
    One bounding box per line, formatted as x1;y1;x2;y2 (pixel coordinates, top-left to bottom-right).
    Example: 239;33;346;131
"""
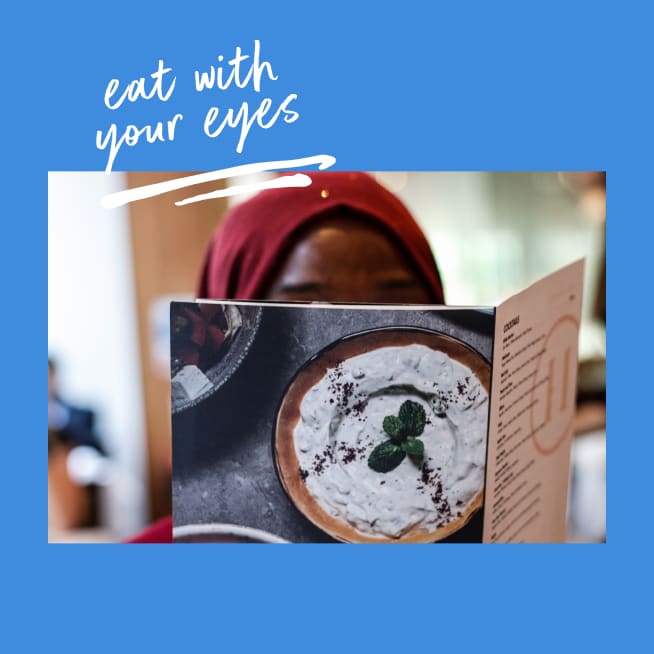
171;260;584;543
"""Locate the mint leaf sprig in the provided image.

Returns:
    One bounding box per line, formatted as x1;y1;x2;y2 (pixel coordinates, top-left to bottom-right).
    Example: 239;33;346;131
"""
368;400;426;473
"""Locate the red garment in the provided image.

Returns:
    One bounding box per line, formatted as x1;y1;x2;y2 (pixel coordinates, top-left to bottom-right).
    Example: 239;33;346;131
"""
125;515;172;544
198;171;445;302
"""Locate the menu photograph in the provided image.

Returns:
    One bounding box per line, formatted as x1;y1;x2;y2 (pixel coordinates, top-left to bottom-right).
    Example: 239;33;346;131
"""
172;304;494;543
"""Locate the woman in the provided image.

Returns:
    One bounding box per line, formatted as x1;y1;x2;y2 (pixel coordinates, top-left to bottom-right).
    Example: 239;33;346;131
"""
128;171;445;543
198;171;444;304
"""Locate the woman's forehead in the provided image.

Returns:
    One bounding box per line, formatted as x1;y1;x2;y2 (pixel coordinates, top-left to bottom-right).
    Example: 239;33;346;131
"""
267;211;429;292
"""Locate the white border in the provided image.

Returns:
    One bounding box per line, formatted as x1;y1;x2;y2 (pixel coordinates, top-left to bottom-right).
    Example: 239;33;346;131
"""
173;523;289;543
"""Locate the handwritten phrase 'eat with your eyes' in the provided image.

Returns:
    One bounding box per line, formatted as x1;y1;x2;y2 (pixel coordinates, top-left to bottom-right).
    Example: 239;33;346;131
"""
95;40;299;173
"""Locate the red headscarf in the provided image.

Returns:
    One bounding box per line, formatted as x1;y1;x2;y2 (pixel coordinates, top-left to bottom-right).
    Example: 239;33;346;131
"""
197;172;445;303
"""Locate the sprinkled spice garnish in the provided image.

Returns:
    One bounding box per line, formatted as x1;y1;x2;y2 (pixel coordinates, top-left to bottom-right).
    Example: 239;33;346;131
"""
352;399;367;415
341;446;357;464
304;441;357;476
313;457;325;475
421;463;434;485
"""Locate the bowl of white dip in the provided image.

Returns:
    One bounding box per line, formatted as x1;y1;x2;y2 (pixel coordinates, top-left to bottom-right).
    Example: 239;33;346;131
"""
274;327;491;543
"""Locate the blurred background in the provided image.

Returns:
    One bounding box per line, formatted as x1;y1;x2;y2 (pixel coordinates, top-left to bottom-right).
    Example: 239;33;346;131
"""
48;171;606;543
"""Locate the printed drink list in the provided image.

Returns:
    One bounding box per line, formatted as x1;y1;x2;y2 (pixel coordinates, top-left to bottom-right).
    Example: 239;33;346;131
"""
483;260;584;543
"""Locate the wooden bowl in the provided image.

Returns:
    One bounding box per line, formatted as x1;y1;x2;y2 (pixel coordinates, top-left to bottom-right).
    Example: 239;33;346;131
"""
274;327;490;543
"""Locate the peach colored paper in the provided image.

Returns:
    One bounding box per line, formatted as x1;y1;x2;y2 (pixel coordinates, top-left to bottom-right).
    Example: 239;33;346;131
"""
483;260;584;543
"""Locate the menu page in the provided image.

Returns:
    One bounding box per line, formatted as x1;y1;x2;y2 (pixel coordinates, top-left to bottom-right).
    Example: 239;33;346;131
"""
483;260;585;543
172;305;494;543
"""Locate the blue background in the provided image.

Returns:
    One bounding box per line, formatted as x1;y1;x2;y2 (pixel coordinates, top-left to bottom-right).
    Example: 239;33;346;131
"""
4;0;646;651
